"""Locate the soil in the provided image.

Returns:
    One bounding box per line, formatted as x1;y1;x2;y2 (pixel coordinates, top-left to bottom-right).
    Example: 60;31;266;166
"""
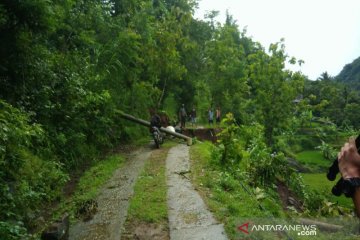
276;180;304;212
287;157;311;173
122;220;169;240
182;127;222;143
69;144;152;240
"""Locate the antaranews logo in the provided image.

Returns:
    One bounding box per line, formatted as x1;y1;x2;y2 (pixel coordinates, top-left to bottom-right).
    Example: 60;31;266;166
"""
237;221;317;236
238;222;250;234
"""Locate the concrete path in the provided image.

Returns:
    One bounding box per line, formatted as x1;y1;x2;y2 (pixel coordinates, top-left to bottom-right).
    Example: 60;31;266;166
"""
69;147;152;240
166;144;228;240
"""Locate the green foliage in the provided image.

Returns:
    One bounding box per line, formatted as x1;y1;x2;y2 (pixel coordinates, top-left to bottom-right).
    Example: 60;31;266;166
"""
0;221;30;240
337;56;360;90
288;172;352;217
214;113;293;187
216;113;243;166
2;0;358;236
296;150;330;171
246;40;305;143
301;173;352;209
302;74;360;128
190;142;285;239
0;100;68;238
316;141;337;160
245;142;290;187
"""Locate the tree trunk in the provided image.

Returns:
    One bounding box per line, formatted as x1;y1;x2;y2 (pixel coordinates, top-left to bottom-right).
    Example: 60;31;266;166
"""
119;112;192;145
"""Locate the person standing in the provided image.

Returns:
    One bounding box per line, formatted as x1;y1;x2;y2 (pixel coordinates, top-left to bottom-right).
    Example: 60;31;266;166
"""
190;106;197;127
208;108;214;125
216;107;221;124
179;104;187;129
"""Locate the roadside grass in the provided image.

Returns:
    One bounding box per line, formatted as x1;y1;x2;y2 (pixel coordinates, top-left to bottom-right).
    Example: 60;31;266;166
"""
51;153;125;221
190;143;358;240
122;141;176;239
133;136;153;146
301;173;353;209
189;142;285;239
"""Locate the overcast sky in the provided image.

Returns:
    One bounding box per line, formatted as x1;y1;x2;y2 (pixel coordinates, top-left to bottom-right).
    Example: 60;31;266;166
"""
194;0;360;80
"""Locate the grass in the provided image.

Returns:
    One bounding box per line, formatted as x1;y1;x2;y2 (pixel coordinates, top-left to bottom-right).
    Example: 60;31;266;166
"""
122;141;176;239
50;153;125;225
301;173;353;209
295;150;353;208
296;150;331;170
132;136;153;146
189;142;359;240
189;142;286;239
126;146;169;223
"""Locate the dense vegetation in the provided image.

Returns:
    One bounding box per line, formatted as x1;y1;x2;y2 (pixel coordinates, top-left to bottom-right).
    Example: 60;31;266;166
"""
337;56;360;90
0;0;359;239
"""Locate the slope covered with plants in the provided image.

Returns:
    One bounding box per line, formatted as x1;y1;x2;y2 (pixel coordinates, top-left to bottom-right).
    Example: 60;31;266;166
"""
337;56;360;89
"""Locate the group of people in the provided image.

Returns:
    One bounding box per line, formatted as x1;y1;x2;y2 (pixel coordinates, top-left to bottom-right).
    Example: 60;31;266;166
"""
178;104;221;128
207;107;221;125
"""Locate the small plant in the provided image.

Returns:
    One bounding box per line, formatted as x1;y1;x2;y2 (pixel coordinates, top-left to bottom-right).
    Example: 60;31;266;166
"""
216;113;243;167
316;140;337;160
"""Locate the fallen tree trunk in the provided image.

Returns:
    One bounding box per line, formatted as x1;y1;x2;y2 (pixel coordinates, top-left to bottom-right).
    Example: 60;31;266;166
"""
298;218;343;232
119;112;192;146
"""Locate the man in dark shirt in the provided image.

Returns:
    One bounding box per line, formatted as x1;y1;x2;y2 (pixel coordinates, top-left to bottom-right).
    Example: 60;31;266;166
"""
179;104;187;129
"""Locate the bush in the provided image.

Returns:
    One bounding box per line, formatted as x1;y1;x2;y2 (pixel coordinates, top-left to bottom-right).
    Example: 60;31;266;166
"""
0;221;30;240
213;113;294;187
0;100;68;237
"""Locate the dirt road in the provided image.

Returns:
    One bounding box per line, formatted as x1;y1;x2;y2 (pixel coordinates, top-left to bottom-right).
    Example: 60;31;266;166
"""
69;143;227;240
69;146;152;240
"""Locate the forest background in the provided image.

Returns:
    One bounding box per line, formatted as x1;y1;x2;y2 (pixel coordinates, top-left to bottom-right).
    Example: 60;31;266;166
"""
1;0;360;238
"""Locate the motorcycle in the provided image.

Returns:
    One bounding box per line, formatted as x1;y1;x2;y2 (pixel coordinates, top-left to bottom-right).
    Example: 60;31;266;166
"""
151;126;163;148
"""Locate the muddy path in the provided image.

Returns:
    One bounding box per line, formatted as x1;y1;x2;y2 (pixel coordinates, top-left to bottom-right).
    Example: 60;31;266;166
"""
69;145;152;240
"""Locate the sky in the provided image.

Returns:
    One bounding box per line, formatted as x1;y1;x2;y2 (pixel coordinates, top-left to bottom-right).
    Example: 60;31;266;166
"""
194;0;360;80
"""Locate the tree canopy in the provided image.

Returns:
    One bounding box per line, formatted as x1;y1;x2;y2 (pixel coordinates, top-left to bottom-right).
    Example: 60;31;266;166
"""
1;1;359;238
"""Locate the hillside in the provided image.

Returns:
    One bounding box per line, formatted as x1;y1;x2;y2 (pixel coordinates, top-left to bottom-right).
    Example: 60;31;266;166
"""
336;56;360;88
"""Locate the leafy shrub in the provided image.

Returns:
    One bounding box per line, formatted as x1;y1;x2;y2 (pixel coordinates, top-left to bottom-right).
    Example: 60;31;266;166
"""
213;113;294;187
0;221;30;240
245;141;291;187
316;140;337;160
218;172;239;192
215;113;244;167
0;100;68;237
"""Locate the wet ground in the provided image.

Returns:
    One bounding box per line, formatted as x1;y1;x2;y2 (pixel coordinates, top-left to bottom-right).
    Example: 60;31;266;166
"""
69;146;152;240
69;142;227;240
